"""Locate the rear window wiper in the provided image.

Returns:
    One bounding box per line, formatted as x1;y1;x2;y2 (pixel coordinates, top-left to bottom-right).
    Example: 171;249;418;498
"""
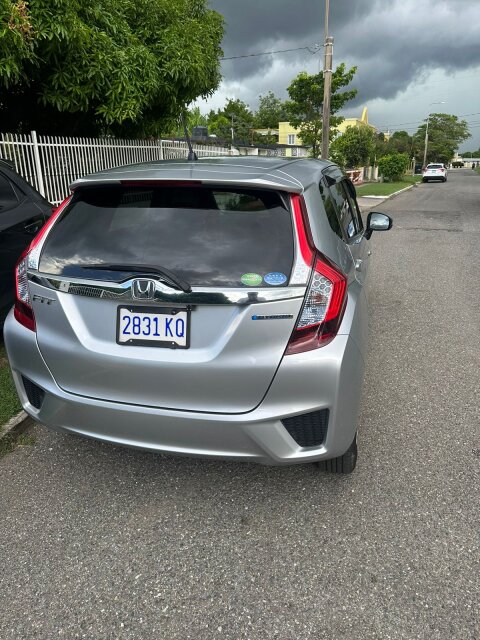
83;263;192;293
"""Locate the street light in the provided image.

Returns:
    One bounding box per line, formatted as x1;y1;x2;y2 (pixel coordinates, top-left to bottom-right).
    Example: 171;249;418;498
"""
423;101;445;168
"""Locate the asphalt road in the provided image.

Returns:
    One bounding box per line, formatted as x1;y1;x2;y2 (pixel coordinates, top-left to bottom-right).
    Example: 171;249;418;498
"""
1;169;479;640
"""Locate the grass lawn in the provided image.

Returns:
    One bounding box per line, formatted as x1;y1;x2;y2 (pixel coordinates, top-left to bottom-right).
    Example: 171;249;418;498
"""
0;344;21;429
356;175;421;197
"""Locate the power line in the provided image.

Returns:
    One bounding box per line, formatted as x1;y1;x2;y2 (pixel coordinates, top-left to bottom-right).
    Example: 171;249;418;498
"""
376;111;480;130
386;119;480;132
221;44;321;60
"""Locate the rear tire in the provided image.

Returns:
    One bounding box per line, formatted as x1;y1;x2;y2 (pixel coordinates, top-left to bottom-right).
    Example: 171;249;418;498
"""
422;178;427;183
316;435;357;474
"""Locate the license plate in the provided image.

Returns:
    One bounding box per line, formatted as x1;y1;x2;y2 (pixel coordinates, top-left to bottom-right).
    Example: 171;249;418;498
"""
117;306;190;348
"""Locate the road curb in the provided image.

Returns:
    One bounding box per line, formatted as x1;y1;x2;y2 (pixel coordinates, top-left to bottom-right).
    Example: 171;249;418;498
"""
385;183;416;199
358;184;416;213
0;409;32;443
361;183;415;200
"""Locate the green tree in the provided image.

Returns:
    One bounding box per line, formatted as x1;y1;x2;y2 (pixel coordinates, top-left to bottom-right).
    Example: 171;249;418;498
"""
373;131;389;159
462;148;480;158
387;130;414;155
286;63;357;157
0;0;224;136
254;91;288;128
223;98;254;143
415;114;470;164
331;125;375;169
0;1;34;85
207;98;254;143
206;109;230;141
377;153;409;181
169;106;208;138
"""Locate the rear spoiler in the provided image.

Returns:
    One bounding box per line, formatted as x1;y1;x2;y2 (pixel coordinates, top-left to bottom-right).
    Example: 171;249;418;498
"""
70;176;304;194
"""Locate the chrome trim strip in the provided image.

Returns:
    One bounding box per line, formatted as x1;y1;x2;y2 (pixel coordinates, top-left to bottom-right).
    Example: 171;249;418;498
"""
28;273;306;306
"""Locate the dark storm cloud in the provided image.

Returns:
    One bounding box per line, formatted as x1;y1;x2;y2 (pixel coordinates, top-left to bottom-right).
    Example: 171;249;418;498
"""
212;0;380;82
209;0;480;105
213;0;378;55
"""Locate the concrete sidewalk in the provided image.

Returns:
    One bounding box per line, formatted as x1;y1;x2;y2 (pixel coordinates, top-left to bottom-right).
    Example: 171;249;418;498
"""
357;195;388;213
358;183;417;213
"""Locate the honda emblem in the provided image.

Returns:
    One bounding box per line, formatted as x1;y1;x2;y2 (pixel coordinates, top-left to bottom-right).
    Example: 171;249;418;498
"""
131;279;156;300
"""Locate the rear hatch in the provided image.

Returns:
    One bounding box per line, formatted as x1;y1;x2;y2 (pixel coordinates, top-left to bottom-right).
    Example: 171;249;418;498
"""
425;164;444;175
33;183;305;413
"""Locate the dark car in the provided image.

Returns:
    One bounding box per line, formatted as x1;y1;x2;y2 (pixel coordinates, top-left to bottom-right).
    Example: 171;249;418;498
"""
0;159;53;324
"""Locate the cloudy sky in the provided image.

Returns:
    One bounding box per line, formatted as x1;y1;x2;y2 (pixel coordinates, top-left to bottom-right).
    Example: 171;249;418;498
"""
198;0;480;151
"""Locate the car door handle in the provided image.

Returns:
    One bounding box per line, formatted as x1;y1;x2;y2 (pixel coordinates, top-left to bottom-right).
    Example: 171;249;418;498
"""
24;221;42;234
355;259;363;271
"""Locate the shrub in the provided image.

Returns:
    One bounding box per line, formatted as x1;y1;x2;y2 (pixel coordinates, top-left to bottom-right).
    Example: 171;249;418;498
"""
377;153;409;181
330;125;375;169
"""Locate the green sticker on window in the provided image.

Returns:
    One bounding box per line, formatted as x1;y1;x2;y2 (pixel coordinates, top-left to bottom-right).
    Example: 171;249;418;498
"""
241;273;263;286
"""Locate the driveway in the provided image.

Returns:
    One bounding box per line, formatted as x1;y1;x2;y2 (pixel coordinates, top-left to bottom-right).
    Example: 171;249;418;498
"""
0;169;479;640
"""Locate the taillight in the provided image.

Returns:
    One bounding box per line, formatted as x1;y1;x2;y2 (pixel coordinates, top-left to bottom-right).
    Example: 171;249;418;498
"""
14;250;36;331
286;255;347;354
286;194;347;355
14;196;71;331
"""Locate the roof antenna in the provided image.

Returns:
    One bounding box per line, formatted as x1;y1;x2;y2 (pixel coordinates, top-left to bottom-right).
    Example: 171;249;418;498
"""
181;108;198;161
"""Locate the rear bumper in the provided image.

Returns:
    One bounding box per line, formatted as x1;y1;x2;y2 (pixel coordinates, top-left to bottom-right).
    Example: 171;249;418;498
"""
4;310;365;466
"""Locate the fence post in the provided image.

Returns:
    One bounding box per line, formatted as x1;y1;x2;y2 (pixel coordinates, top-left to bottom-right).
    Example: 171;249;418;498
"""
158;139;164;160
31;131;46;197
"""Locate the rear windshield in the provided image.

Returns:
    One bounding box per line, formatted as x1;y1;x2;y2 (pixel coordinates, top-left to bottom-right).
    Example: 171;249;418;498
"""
427;164;443;169
39;185;294;287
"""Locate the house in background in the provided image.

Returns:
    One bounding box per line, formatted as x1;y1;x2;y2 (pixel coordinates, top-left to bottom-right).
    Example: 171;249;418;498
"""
246;108;381;166
278;122;301;146
279;107;378;146
253;127;279;139
245;124;309;157
336;107;377;135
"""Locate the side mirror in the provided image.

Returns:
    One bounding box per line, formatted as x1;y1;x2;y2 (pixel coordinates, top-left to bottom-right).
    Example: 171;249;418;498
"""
365;211;392;240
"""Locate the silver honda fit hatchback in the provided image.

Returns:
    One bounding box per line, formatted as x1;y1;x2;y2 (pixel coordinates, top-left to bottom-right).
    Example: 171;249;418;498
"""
4;157;392;472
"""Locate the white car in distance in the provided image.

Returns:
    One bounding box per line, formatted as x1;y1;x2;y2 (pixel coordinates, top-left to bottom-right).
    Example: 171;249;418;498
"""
422;163;447;183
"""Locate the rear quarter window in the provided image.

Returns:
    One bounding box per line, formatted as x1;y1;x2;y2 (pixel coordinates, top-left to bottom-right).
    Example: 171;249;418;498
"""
319;180;343;238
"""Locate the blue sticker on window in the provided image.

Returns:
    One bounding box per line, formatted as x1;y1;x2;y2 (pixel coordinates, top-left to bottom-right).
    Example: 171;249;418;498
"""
263;272;287;286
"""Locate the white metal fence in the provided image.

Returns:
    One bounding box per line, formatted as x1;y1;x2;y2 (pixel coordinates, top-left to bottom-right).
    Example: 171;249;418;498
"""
0;131;233;205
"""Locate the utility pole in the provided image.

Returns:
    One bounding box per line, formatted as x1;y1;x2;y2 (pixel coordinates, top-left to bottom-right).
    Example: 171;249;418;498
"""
422;116;430;169
321;0;333;159
423;101;445;168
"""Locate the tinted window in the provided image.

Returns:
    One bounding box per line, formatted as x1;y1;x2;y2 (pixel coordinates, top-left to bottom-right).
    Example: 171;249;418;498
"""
427;164;443;169
0;173;18;212
319;180;342;238
343;184;364;234
328;181;358;239
39;186;294;287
